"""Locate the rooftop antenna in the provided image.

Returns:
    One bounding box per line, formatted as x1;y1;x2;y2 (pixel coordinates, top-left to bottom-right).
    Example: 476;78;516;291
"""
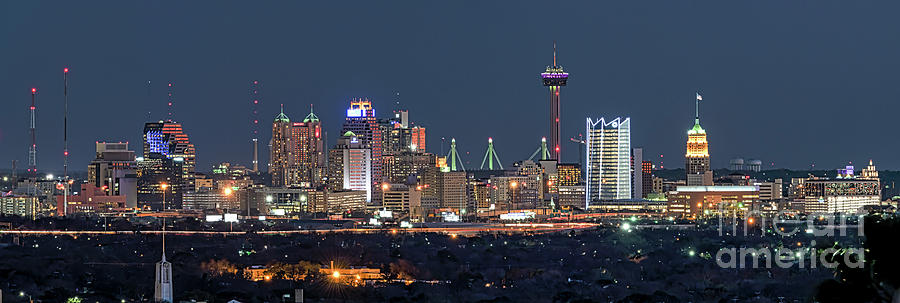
553;40;557;66
695;91;702;123
63;67;69;216
146;80;152;120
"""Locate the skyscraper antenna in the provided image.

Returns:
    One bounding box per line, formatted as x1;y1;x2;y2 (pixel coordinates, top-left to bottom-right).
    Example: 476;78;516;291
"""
553;41;557;66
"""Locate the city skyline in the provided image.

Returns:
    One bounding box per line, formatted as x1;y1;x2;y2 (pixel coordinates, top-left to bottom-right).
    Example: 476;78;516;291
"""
3;1;900;171
2;3;899;302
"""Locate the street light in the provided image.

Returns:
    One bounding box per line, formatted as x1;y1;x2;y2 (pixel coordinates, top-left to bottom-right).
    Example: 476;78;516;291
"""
160;183;169;210
19;291;33;303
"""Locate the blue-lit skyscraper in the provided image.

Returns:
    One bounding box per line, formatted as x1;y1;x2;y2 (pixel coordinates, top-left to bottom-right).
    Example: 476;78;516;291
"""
341;98;383;203
140;121;196;209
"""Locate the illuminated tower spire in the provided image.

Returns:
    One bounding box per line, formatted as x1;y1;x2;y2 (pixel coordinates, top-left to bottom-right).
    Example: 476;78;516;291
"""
446;138;465;172
250;80;260;172
686;92;711;186
541;42;568;161
480;137;503;170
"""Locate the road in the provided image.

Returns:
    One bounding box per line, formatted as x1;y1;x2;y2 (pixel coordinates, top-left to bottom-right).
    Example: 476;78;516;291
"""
0;222;598;237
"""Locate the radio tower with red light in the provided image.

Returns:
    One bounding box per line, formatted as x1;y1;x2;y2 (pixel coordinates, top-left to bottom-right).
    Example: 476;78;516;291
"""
63;67;70;216
250;80;260;172
167;82;175;121
28;88;37;179
541;42;568;161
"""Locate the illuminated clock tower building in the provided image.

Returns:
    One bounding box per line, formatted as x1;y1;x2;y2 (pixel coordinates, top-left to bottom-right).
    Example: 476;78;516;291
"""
686;93;713;186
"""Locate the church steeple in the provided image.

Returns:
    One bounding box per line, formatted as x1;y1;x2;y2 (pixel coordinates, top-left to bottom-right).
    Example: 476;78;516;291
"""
155;219;173;302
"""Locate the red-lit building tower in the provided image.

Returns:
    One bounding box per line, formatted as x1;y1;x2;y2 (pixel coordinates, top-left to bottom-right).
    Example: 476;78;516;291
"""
290;106;325;187
541;43;568;161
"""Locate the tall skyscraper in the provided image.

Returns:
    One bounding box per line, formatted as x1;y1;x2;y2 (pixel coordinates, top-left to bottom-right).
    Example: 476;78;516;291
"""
342;98;383;202
141;121;195;209
641;160;653;198
380;109;425;155
327;132;373;202
632;147;643;200
269;105;292;186
585;117;632;206
291;107;326;186
686;93;712;186
541;43;568;161
410;126;426;152
143;121;197;190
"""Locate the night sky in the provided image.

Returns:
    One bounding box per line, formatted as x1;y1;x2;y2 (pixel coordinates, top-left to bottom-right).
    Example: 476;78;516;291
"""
2;1;899;173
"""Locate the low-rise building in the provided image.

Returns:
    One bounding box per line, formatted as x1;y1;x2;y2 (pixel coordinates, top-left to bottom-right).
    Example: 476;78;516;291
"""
667;186;759;218
800;178;880;214
1;196;38;217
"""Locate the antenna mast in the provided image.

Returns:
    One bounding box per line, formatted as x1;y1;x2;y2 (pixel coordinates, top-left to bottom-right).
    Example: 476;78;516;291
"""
28;88;37;184
63;68;70;216
250;80;260;172
167;82;175;121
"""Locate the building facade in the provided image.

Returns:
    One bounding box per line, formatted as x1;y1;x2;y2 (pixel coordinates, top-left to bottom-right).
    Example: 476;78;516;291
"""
586;117;632;206
87;142;138;208
800;178;880;213
667;186;759;218
143;121;197;193
327;132;372;202
269;107;293;187
685;95;712;186
342;99;383;202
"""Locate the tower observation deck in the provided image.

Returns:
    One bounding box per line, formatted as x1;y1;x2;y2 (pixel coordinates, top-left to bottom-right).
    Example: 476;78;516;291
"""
541;43;568;161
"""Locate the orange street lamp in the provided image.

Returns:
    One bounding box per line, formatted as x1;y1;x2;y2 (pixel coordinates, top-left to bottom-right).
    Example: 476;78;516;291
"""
160;183;169;210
